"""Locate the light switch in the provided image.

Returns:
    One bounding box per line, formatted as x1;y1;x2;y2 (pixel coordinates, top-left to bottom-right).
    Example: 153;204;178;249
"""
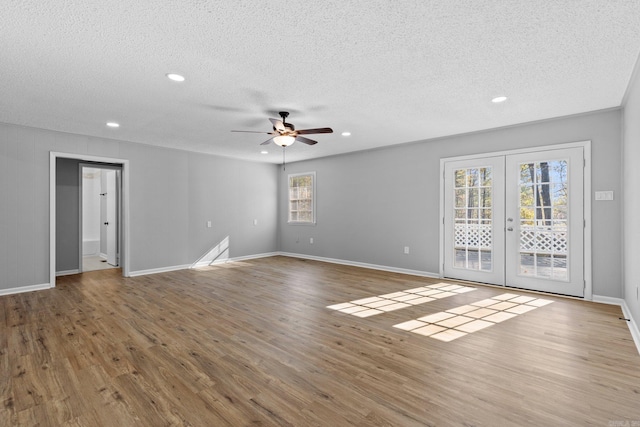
595;191;614;201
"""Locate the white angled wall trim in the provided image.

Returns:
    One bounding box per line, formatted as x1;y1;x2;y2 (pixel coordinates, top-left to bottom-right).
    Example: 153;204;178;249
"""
278;252;441;279
132;252;282;276
0;283;52;296
218;252;280;263
56;269;80;277
593;295;640;355
128;264;193;277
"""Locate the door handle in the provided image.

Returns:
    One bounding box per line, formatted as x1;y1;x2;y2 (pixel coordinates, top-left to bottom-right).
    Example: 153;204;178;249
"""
507;227;513;231
104;222;109;226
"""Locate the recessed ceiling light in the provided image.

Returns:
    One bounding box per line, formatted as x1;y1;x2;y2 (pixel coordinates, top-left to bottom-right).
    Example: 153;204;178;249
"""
260;150;269;154
341;131;351;136
106;122;120;128
166;73;185;82
491;96;507;103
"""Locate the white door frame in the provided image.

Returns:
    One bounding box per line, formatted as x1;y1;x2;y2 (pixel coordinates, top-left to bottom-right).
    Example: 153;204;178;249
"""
50;152;130;287
439;141;592;299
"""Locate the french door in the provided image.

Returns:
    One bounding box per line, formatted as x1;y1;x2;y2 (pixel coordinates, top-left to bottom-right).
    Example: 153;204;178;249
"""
443;147;585;297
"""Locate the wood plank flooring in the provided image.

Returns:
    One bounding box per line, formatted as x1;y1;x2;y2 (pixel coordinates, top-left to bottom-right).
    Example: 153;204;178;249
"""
1;256;639;426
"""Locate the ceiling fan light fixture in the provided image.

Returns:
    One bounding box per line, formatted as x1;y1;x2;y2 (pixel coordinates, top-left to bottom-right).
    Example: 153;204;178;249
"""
274;135;296;147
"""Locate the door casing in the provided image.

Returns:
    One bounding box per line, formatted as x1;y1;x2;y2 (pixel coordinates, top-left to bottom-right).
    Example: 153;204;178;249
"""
439;141;592;299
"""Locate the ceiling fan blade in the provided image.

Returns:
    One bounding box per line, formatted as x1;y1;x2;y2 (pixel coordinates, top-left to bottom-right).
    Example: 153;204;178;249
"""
295;127;333;135
269;118;286;132
260;138;274;146
231;130;275;134
296;136;318;145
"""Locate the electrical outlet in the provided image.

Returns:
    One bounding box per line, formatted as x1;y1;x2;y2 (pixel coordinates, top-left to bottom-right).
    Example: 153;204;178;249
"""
404;246;410;254
207;221;212;228
310;237;314;244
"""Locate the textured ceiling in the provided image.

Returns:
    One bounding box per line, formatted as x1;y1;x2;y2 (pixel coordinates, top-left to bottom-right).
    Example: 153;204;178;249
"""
2;1;640;164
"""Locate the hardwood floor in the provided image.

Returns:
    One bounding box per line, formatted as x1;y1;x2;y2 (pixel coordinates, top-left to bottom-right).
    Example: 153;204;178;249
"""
1;256;639;426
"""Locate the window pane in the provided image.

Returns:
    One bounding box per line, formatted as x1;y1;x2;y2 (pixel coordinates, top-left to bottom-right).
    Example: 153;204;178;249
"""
288;173;315;223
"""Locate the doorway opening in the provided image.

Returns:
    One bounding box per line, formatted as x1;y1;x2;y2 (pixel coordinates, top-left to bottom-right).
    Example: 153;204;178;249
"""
439;142;592;298
80;164;122;273
50;152;130;286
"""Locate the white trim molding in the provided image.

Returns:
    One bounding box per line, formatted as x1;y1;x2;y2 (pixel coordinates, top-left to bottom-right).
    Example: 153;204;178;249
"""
0;283;52;296
129;264;193;277
132;252;282;276
56;269;80;277
192;251;280;268
279;252;440;279
592;295;640;355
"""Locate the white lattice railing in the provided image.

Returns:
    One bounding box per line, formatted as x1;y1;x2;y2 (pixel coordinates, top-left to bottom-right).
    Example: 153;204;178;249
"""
454;224;492;249
454;224;567;254
519;226;567;254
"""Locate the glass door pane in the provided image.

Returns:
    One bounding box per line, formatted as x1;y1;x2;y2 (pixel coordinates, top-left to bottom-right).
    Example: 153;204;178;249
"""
517;160;568;280
444;157;505;286
453;167;493;271
505;148;584;297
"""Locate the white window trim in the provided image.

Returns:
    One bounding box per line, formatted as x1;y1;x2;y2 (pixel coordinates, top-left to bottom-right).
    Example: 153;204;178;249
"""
288;171;316;225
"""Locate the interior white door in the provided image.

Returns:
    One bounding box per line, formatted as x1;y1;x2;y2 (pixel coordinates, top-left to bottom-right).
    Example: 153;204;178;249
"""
105;170;118;266
443;147;585;297
505;147;584;296
443;157;505;285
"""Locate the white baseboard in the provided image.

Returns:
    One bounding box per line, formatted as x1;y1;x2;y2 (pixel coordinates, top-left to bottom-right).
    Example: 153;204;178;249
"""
592;295;640;355
131;252;282;276
0;283;52;296
56;269;80;277
278;252;440;279
191;251;280;268
128;264;192;277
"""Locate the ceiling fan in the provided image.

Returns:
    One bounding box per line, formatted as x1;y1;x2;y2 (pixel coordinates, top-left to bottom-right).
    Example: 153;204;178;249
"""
231;111;333;147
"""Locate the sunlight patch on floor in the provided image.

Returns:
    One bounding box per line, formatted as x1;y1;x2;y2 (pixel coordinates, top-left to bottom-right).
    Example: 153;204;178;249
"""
393;293;553;342
326;283;476;317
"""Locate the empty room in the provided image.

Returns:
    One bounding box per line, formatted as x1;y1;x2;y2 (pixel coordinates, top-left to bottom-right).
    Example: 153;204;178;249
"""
1;1;640;426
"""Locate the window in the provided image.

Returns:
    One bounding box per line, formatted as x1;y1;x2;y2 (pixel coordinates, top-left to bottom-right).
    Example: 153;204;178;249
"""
288;172;315;224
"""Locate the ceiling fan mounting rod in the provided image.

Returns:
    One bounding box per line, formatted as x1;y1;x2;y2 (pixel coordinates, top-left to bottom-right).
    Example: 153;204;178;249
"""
279;111;289;124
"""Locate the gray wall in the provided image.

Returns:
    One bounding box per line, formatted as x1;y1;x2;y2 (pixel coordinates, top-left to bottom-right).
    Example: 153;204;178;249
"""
55;158;81;272
280;109;623;298
0;108;625;300
623;61;640;324
0;122;279;291
0;125;50;291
